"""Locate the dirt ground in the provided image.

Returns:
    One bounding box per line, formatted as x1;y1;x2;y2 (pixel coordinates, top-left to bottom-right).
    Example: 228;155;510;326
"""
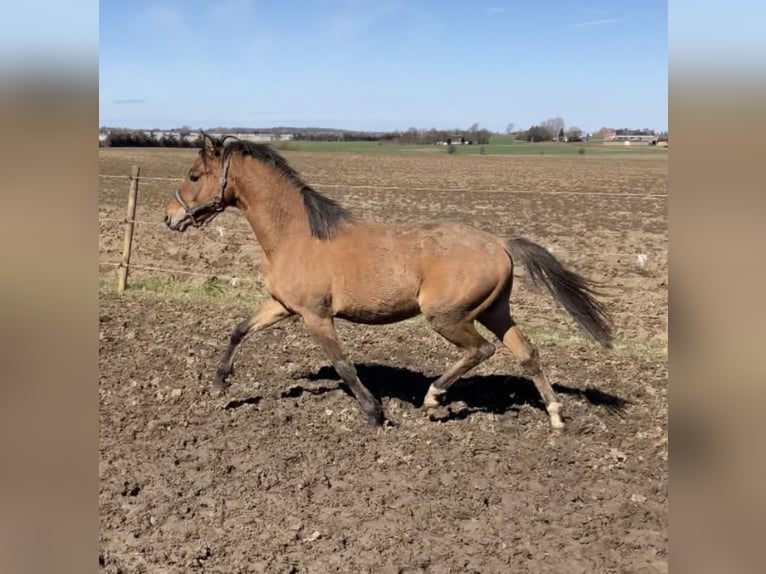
99;148;668;573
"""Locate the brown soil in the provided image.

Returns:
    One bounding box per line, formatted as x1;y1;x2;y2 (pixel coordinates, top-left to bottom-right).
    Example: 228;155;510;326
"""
99;149;667;573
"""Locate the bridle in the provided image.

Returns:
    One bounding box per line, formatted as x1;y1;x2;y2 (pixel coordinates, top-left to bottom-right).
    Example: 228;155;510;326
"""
174;151;233;228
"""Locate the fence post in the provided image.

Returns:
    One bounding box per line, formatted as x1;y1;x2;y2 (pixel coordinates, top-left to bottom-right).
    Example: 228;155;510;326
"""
117;165;140;295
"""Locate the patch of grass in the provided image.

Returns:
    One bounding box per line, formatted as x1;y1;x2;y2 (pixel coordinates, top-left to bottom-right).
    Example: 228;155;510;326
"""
99;274;266;308
474;320;666;361
281;139;668;158
100;274;667;362
287;141;411;154
608;336;668;361
101;140;667;159
273;141;302;152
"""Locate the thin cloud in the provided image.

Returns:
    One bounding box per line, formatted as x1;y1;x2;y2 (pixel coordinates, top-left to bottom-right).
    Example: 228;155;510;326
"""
569;18;621;29
140;4;184;28
486;7;506;14
113;99;147;105
324;2;401;39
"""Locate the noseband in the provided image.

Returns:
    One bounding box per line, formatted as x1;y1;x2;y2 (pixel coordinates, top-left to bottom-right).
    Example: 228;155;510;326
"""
174;155;232;228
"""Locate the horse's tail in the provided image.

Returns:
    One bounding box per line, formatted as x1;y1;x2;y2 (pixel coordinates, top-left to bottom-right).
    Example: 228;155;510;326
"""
505;237;613;348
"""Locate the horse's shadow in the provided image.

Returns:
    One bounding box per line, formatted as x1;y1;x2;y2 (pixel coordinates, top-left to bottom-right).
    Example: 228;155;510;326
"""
287;363;628;420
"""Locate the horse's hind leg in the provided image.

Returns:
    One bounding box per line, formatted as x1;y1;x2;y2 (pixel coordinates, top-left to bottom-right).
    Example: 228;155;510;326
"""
422;318;496;411
479;302;564;430
214;298;293;392
301;314;384;426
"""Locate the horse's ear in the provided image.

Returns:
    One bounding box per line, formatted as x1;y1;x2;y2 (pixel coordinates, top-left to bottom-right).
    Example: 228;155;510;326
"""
202;133;217;159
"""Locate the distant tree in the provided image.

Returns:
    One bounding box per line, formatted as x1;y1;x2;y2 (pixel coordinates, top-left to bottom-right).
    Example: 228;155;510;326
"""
402;126;420;145
526;125;553;142
558;127;565;141
465;123;490;144
505;122;515;135
566;127;583;142
159;134;174;147
541;117;565;139
475;129;492;144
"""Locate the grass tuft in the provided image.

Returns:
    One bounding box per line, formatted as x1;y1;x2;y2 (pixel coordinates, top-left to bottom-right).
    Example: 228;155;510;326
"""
100;274;667;361
99;274;266;308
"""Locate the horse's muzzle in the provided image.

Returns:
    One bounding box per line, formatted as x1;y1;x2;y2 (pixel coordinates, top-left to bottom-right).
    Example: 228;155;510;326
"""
165;212;193;232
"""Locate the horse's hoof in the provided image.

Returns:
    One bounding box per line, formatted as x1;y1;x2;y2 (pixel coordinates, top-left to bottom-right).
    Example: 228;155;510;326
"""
422;385;446;410
550;419;565;431
214;367;231;384
212;374;231;397
547;402;565;431
366;408;385;427
367;415;384;427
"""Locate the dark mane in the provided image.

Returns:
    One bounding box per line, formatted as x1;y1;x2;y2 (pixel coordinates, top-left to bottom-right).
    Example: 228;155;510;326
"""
217;138;352;240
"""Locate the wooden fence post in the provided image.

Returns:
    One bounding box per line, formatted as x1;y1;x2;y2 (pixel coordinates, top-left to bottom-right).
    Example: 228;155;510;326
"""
117;165;140;295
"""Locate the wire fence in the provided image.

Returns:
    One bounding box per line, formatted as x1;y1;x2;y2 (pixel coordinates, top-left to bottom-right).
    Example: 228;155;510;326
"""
97;218;667;261
99;167;668;325
99;173;669;199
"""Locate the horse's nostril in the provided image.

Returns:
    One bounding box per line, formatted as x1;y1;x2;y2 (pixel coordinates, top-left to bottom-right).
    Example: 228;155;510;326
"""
164;215;171;226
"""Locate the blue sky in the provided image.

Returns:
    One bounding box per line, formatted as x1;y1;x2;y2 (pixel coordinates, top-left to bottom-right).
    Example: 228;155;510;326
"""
99;1;668;133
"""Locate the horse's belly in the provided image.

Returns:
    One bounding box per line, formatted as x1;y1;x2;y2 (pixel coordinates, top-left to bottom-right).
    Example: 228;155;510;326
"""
332;280;421;325
335;304;420;325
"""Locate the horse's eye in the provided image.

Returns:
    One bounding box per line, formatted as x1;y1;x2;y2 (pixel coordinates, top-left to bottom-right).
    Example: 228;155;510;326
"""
189;172;201;182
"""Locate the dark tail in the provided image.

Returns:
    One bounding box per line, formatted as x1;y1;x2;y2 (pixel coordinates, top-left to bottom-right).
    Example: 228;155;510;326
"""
505;237;613;348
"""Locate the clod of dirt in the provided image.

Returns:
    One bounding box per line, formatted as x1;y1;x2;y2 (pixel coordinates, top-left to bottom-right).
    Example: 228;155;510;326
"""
609;448;627;463
223;396;262;410
194;546;212;566
121;482;141;497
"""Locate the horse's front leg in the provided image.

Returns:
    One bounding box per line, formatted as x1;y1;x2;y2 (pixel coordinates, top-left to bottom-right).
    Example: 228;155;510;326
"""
214;298;293;393
301;314;384;426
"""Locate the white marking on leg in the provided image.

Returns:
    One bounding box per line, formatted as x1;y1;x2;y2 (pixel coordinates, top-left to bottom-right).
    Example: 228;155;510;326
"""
547;401;565;430
423;384;446;409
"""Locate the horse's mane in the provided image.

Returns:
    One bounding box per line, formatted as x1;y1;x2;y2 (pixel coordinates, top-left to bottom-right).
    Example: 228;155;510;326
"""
211;137;352;240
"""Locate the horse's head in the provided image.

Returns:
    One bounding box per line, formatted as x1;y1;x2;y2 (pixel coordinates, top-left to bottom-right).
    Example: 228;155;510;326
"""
165;133;232;231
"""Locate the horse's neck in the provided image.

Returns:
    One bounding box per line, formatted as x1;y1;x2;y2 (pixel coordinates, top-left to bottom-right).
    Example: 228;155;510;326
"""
233;157;307;258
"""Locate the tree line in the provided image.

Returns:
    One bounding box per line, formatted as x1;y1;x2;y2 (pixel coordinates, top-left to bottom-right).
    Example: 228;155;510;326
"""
100;120;664;148
511;117;587;142
101;130;201;148
100;127;493;147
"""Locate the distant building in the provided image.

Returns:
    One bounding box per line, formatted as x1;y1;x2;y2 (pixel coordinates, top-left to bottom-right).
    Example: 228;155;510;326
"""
436;134;470;145
221;132;293;143
603;134;658;146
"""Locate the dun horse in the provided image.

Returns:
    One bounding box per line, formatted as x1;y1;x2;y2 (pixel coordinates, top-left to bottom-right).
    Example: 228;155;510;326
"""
165;135;612;430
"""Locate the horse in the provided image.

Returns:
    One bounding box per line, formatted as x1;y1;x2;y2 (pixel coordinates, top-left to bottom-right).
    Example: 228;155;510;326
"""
165;134;612;430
